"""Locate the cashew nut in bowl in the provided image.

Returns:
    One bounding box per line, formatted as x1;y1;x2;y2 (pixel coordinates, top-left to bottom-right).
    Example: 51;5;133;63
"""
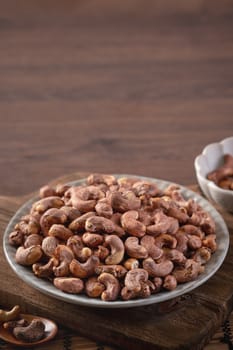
85;216;115;234
104;234;125;265
95;264;127;278
68;212;96;233
67;235;92;262
54;277;84;294
31;196;64;215
143;257;174;278
40;208;67;235
15;245;43;266
69;255;100;278
53;245;74;277
121;210;146;237
125;236;148;259
85;276;105;298
98;272;120;301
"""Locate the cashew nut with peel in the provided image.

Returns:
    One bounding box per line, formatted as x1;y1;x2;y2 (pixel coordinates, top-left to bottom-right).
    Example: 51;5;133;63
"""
64;185;105;212
0;305;21;322
121;210;146;237
95;199;113;218
85;276;105;298
154;234;177;249
13;319;45;342
104;234;125;265
146;211;179;236
172;259;203;283
140;235;163;260
143;257;174;278
124;258;139;270
54;277;84;294
70;255;100;278
125;237;148;259
98;272;120;301
110;190;141;213
123;268;149;293
163;275;177;291
85;216;115;234
95;264;127;278
31;196;64;214
15;215;40;236
67;235;92;262
33;257;58;278
15;245;43;266
41;236;58;257
39;185;56;198
87;173;117;186
53;245;74;277
69;212;96;233
24;234;43;248
48;224;73;241
82;232;104;247
40;208;67;235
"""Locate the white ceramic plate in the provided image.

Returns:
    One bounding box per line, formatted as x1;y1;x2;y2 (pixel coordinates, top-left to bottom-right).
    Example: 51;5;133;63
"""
3;175;229;309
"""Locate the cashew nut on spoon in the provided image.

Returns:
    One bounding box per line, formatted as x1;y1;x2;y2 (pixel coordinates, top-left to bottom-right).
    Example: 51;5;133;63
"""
0;306;58;346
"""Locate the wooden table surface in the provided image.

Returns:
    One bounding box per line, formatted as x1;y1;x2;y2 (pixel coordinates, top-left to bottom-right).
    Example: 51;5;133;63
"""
0;0;233;196
0;2;233;349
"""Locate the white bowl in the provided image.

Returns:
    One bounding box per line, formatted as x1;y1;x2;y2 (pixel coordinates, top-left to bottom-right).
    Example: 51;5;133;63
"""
194;136;233;212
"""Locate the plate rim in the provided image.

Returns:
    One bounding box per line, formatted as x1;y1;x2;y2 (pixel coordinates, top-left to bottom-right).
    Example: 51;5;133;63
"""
3;174;230;309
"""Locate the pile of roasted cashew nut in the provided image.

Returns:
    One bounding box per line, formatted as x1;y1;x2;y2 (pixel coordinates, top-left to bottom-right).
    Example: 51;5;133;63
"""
9;174;217;302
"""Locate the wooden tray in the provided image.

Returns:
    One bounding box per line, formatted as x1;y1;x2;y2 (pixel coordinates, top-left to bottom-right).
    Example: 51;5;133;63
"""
0;172;233;350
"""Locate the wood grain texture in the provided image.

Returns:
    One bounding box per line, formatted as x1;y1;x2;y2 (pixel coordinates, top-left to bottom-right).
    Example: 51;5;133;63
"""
0;173;233;350
0;1;233;196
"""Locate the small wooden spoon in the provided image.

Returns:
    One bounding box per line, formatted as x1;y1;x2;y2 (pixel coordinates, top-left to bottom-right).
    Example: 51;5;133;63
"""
0;314;58;347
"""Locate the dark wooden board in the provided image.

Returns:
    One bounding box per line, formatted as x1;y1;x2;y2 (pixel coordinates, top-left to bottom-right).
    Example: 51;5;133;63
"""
0;173;233;350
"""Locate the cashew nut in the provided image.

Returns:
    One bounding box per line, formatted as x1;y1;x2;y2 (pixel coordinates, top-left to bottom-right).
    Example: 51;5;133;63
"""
85;216;115;234
54;277;84;294
110;190;141;213
172;259;202;283
85;276;105;298
31;196;64;214
123;258;139;270
98;272;120;301
15;245;43;266
121;210;146;237
67;235;92;262
141;235;163;260
82;232;104;247
48;224;73;241
123;268;149;293
53;245;74;277
0;305;21;322
9;231;24;247
104;234;125;265
39;185;56;198
40;208;67;235
69;212;96;233
163;275;177;291
24;234;43;248
33;257;58;278
13;319;45;342
87;173;117;186
125;237;148;259
95;264;127;278
143;257;174;277
41;236;58;257
69;255;99;278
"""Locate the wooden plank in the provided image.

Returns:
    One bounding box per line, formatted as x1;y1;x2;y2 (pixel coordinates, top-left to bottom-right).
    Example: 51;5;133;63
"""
0;174;233;350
